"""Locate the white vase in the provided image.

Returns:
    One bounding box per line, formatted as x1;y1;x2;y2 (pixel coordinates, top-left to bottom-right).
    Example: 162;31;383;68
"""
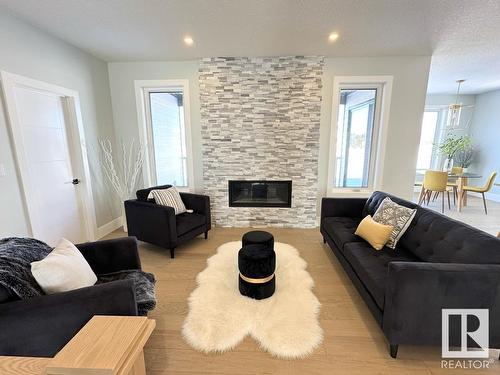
443;158;454;172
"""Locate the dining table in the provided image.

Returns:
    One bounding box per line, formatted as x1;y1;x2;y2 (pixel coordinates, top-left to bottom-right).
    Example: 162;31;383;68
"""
447;172;482;212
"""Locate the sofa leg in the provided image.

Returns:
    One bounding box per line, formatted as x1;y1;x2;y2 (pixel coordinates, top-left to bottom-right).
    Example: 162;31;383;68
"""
390;344;398;359
170;248;175;259
204;231;208;240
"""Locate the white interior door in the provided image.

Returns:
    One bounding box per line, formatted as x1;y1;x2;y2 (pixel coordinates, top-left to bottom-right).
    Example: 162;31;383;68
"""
4;83;86;245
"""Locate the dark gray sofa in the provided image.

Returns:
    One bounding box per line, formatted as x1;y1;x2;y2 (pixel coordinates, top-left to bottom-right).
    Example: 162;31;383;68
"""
0;237;140;357
125;185;211;258
320;191;500;358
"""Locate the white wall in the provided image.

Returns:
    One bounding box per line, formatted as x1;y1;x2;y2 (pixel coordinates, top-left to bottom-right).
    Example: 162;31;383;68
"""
0;10;118;237
107;61;203;191
109;56;431;206
318;56;432;200
469;89;500;199
424;94;476;170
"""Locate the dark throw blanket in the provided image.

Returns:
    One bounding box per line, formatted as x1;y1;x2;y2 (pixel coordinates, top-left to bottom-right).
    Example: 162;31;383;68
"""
0;237;52;299
0;237;156;315
98;270;156;316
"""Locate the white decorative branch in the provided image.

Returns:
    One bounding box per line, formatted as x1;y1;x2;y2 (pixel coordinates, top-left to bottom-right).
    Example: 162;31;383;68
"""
99;139;144;231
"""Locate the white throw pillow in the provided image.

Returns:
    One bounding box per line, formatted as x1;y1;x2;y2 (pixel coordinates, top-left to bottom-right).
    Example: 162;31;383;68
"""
31;238;97;294
150;187;187;215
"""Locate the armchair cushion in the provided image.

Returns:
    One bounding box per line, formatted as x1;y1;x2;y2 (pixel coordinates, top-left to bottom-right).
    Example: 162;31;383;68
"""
176;213;207;236
151;187;187;215
136;184;172;201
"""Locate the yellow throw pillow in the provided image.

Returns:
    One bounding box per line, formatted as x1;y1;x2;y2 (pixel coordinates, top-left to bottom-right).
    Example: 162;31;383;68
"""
355;215;394;251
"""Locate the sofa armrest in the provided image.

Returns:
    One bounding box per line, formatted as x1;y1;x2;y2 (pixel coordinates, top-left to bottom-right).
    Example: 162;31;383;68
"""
76;237;141;274
0;279;137;357
180;193;211;227
383;261;500;346
124;199;177;248
320;197;367;226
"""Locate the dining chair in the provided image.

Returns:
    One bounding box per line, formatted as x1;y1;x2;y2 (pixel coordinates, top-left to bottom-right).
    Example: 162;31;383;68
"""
418;170;451;213
447;166;463;205
461;171;497;214
432;166;462;204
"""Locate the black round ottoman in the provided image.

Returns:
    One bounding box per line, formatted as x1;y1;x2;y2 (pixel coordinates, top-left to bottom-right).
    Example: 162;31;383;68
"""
238;244;276;300
242;230;274;251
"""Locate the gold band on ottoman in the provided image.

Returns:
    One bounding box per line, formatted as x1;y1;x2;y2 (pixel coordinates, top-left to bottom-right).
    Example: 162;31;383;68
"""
239;272;275;284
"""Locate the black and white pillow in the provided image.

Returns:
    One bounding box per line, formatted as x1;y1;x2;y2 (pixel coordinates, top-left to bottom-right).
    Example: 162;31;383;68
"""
372;197;416;249
150;187;186;215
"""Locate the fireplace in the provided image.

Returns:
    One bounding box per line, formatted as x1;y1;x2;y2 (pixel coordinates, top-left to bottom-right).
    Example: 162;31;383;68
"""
228;180;292;208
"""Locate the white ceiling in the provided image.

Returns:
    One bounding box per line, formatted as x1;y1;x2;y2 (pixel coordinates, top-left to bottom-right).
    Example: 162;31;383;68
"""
1;0;500;94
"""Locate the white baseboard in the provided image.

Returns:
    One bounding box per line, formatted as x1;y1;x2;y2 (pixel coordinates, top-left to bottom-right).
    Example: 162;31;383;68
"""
97;217;123;239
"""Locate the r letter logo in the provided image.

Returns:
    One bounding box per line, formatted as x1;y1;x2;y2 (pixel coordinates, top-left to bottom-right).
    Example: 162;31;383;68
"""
442;309;489;358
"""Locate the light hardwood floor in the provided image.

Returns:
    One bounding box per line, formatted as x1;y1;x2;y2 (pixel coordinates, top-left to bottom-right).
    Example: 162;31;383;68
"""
413;193;500;236
106;228;499;374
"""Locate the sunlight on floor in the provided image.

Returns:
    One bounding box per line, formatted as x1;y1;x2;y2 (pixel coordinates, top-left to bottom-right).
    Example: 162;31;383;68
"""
413;193;500;236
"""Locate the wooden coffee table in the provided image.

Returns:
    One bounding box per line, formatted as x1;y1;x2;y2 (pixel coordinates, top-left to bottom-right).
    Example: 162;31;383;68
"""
0;316;155;375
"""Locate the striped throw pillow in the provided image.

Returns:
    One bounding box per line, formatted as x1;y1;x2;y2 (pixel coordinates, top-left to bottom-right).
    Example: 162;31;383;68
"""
151;187;187;215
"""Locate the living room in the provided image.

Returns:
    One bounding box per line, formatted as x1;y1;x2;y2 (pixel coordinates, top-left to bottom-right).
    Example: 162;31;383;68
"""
0;1;499;374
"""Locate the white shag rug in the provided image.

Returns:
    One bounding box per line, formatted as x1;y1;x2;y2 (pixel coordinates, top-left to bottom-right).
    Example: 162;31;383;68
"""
182;241;323;359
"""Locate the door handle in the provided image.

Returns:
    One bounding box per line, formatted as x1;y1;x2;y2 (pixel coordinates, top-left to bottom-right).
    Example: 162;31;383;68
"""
71;178;80;185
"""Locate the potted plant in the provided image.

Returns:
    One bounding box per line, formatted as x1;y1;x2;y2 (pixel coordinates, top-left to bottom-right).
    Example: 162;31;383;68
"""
455;147;474;172
438;135;472;172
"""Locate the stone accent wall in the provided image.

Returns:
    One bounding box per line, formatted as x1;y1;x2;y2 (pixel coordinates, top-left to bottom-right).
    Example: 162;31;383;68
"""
199;56;324;227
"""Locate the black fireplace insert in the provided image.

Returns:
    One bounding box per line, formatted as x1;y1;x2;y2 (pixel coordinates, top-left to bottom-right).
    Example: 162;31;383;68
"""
228;180;292;208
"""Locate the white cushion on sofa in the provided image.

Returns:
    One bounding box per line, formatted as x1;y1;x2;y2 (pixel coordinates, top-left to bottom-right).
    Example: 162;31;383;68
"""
31;238;97;294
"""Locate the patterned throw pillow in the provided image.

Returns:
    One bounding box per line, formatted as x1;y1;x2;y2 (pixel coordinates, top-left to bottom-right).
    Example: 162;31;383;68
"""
150;187;187;215
372;197;416;249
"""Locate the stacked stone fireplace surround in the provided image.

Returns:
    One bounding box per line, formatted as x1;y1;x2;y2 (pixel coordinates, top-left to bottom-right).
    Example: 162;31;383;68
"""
199;56;324;227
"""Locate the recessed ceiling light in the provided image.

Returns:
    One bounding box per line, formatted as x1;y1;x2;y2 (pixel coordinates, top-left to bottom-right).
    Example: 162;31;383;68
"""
328;32;339;42
184;36;194;46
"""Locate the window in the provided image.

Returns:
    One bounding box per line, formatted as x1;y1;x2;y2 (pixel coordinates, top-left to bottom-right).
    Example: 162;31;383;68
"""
334;89;377;188
135;80;194;190
149;92;187;186
416;111;439;171
328;76;392;194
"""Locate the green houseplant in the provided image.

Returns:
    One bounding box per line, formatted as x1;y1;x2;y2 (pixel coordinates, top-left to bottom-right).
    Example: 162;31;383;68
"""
455;147;474;171
438;135;472;171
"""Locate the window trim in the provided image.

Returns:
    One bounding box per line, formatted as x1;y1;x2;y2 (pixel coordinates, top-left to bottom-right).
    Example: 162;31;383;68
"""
416;108;442;172
134;79;195;192
327;76;393;195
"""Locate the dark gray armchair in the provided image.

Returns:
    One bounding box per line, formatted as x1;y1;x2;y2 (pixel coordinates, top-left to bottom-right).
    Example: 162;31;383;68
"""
124;185;211;258
0;237;141;357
